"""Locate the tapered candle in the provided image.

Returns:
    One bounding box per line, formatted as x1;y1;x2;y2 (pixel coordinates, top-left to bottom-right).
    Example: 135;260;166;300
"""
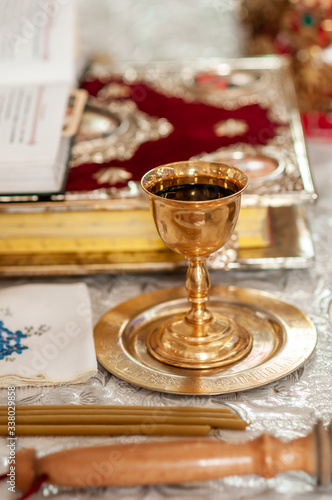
0;404;234;414
0;424;211;436
0;415;247;429
0;409;240;421
0;408;239;419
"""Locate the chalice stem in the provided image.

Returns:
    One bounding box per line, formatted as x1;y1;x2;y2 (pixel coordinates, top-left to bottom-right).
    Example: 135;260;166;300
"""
185;258;213;328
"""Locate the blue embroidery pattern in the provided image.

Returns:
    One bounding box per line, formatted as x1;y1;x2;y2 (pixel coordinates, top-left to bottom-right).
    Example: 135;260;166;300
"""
0;321;28;360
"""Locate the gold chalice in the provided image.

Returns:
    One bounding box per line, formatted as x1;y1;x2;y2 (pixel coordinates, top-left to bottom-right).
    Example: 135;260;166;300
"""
141;160;252;369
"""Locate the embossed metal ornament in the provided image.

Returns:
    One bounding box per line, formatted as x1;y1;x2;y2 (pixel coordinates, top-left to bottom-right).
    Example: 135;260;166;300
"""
97;82;132;100
195;144;286;184
93;167;132;185
70;97;173;168
94;285;317;395
86;56;316;205
213;119;249;137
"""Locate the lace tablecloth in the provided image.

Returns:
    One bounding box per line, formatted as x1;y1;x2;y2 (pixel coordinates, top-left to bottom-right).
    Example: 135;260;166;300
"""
0;140;331;499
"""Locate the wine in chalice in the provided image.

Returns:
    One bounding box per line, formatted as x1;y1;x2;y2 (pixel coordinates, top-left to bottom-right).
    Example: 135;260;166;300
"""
141;161;252;369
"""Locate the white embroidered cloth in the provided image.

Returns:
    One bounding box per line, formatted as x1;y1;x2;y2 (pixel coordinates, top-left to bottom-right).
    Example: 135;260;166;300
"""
0;283;97;386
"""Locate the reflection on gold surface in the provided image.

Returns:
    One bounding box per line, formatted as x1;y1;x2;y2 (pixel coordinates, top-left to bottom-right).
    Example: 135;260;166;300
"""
94;285;317;395
141;161;251;369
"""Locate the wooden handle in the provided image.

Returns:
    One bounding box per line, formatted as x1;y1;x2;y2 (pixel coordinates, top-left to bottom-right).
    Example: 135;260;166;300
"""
16;432;318;492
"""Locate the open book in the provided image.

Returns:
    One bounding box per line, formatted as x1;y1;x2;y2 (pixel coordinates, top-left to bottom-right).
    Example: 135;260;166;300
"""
0;0;76;195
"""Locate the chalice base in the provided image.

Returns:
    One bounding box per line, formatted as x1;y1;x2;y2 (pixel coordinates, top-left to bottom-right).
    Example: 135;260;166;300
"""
147;312;253;369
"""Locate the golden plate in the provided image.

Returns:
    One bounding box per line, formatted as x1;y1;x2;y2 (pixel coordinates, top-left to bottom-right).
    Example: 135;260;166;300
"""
94;286;317;395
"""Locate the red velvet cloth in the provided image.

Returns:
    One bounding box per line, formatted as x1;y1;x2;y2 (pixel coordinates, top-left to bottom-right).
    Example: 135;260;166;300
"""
66;78;281;192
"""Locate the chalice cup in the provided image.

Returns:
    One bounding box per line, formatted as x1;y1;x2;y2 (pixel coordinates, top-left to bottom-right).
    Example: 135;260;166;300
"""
141;161;252;369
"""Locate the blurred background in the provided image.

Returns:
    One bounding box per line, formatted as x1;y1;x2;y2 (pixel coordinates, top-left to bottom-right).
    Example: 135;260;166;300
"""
78;0;332;116
78;0;242;62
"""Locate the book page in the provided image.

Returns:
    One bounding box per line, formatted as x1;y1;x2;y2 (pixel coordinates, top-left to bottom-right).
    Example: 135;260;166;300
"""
0;82;70;164
0;0;75;194
0;0;75;84
0;137;70;194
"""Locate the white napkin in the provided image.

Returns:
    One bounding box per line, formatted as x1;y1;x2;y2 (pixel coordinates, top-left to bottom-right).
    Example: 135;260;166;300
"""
0;283;98;386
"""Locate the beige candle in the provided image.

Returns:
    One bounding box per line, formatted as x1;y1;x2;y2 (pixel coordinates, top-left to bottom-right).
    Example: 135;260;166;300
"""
0;423;211;436
0;404;234;414
0;414;247;429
